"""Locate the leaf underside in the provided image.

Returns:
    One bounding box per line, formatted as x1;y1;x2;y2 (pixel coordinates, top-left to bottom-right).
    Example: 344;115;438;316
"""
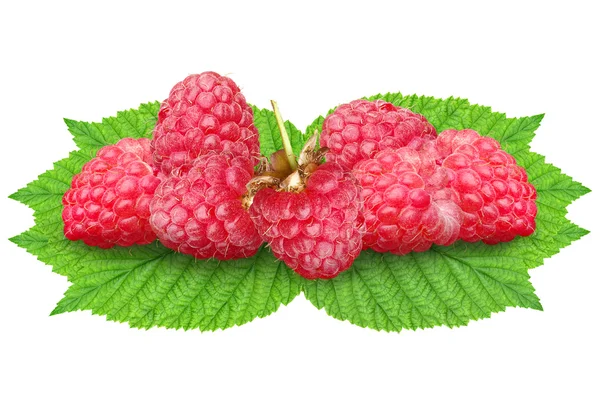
9;94;589;332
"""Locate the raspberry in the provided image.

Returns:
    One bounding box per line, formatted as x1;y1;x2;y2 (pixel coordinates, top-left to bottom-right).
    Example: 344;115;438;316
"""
432;129;537;244
320;99;436;170
62;138;161;248
149;152;262;260
249;162;363;279
152;72;260;175
353;147;463;255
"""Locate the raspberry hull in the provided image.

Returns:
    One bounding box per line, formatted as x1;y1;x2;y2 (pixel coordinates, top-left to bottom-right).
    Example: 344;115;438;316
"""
152;72;260;175
249;163;364;279
320;99;436;170
62;138;161;248
149;152;262;260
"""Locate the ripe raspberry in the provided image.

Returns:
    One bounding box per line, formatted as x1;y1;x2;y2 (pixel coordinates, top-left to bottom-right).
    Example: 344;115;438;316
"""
62;138;161;248
320;99;436;170
353;147;463;255
149;152;262;260
432;129;537;244
249;162;364;279
152;72;260;175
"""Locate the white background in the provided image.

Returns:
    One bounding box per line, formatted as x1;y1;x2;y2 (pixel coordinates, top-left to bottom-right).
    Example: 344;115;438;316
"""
1;1;598;400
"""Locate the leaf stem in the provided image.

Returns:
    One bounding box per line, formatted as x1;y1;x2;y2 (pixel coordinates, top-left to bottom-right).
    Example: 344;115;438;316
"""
270;100;298;171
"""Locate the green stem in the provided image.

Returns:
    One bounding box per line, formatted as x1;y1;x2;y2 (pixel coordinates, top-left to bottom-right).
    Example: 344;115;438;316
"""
270;100;298;171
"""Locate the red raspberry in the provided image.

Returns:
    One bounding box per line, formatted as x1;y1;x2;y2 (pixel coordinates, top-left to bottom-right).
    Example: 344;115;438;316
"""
432;129;537;244
62;138;161;248
152;72;260;175
320;99;436;170
353;147;463;255
149;152;262;260
249;162;363;279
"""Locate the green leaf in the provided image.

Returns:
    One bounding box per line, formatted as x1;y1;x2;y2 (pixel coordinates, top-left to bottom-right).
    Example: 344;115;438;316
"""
10;151;87;217
304;247;542;331
64;119;105;154
66;101;160;154
302;92;589;331
50;246;302;331
9;93;589;332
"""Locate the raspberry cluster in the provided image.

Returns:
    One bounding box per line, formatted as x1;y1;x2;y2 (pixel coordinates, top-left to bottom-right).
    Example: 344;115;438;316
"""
62;73;537;280
324;101;537;257
149;72;263;260
64;72;262;260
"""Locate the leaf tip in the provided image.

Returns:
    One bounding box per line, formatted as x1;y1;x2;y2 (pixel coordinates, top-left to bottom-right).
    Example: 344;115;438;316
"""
580;184;592;196
531;301;544;312
8;234;21;246
63;118;78;131
532;113;545;122
575;226;591;240
8;190;20;202
49;306;63;316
